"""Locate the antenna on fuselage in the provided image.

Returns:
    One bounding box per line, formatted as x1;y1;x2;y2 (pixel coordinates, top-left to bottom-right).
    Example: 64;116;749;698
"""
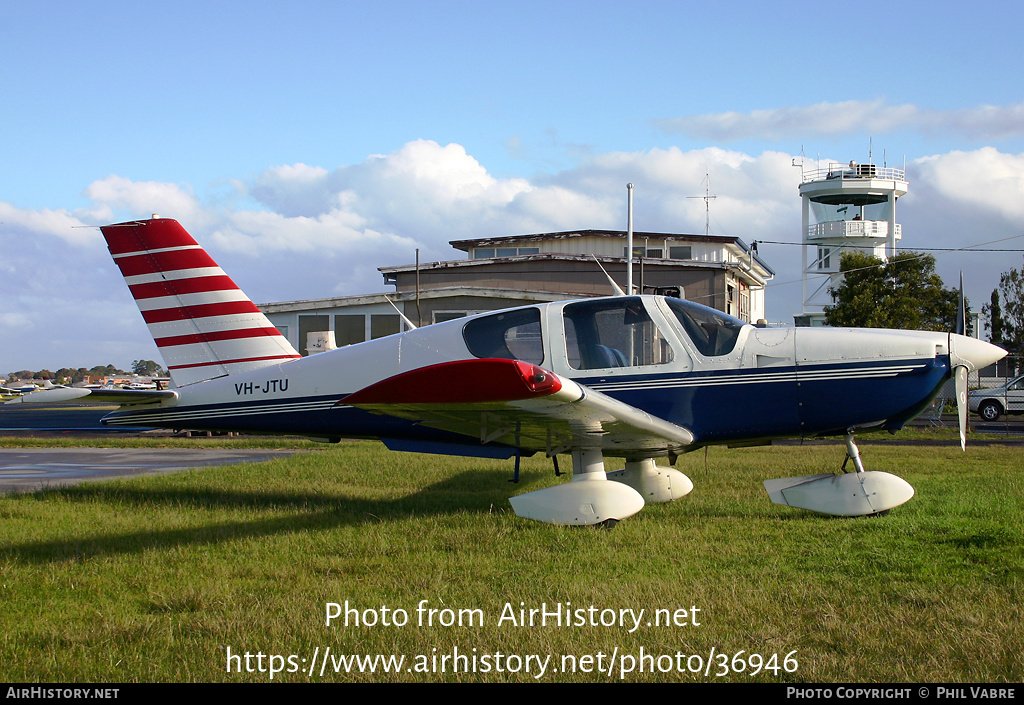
383;295;417;330
592;255;626;296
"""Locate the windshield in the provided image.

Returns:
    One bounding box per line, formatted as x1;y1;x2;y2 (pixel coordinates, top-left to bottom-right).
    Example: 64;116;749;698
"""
665;298;746;356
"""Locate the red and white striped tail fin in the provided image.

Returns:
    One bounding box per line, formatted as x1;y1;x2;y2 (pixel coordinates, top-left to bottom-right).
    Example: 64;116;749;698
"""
101;217;301;387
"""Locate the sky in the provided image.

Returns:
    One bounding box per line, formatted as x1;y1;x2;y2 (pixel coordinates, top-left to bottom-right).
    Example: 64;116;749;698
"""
3;0;1024;374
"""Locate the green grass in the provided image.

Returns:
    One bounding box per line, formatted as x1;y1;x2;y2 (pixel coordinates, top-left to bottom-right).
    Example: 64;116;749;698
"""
0;440;1021;682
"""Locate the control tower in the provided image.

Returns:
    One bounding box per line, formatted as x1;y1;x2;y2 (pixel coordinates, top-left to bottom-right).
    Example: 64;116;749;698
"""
795;161;908;326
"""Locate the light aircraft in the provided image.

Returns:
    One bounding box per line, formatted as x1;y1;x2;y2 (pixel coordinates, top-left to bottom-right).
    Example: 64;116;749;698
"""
10;217;1006;525
1;383;39;396
124;381;158;390
1;380;63;395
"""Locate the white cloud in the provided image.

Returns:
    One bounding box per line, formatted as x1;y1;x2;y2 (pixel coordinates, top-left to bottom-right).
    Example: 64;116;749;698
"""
0;312;31;329
209;209;411;255
248;139;538;252
549;147;802;239
936;104;1024;140
0;202;97;246
914;147;1024;224
504;186;616;234
84;175;204;225
655;100;1024;141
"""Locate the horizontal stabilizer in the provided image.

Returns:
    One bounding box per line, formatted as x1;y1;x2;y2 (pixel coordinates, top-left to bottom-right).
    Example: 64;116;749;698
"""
764;471;914;516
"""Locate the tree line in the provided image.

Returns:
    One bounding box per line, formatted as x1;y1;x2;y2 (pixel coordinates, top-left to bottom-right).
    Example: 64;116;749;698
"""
6;360;166;384
982;266;1024;358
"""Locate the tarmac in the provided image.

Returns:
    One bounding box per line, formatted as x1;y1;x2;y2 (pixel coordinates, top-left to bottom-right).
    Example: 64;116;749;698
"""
0;403;300;494
0;447;299;493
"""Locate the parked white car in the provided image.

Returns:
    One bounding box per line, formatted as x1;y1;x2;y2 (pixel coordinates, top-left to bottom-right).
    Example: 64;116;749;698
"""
969;374;1024;421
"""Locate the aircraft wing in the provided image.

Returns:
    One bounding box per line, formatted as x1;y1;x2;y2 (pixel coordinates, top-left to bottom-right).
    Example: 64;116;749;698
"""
3;387;177;406
342;358;695;456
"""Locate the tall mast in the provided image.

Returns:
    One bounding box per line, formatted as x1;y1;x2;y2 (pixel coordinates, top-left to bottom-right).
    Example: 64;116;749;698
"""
626;183;634;295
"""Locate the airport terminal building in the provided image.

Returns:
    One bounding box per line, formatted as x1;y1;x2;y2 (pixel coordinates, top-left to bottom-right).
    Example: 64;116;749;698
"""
259;229;773;356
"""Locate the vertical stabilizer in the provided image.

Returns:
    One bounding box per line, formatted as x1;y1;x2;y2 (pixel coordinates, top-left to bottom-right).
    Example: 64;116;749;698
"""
101;218;301;387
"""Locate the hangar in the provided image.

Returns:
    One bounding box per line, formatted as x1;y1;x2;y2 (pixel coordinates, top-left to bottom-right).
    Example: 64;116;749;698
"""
259;229;774;356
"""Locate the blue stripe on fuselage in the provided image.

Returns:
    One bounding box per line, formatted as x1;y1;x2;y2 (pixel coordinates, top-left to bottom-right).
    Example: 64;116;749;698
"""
576;357;949;443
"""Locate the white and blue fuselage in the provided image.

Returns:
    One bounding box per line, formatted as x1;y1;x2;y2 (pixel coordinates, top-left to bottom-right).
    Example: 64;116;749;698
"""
103;295;974;455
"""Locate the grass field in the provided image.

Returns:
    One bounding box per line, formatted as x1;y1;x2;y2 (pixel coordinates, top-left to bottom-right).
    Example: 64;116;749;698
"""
0;437;1021;682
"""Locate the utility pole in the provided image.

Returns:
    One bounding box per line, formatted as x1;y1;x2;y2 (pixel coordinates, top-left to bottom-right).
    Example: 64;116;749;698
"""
626;183;634;295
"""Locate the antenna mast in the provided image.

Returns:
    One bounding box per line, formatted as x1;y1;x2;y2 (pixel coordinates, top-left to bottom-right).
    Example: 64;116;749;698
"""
688;169;717;236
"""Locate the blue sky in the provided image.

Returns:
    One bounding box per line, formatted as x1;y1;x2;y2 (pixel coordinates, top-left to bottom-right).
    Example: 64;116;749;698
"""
3;1;1024;373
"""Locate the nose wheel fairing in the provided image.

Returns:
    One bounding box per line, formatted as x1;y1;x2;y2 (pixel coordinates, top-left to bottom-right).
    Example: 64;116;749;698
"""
763;433;915;516
764;471;915;516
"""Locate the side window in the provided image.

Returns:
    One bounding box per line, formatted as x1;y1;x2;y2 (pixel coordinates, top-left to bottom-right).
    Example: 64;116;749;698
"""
666;298;745;356
563;298;674;371
463;308;544;365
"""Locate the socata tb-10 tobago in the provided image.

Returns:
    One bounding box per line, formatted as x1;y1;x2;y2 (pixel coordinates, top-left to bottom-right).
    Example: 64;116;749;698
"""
13;217;1005;525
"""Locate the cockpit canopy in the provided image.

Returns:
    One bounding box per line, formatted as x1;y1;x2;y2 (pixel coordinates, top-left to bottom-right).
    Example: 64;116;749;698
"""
462;296;748;372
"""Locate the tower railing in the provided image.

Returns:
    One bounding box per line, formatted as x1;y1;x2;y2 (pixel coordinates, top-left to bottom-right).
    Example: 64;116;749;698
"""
801;164;906;183
807;221;901;240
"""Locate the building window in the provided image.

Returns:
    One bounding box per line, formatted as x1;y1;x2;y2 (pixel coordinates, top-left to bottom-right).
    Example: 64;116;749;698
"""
818;247;831;270
335;315;366;347
371;314;401;339
627;245;674;259
474;246;540;258
669;246;692;260
434;311;468;323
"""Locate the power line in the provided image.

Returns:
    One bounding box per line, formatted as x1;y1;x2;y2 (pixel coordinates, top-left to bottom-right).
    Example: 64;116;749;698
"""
753;233;1024;293
753;232;1024;253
